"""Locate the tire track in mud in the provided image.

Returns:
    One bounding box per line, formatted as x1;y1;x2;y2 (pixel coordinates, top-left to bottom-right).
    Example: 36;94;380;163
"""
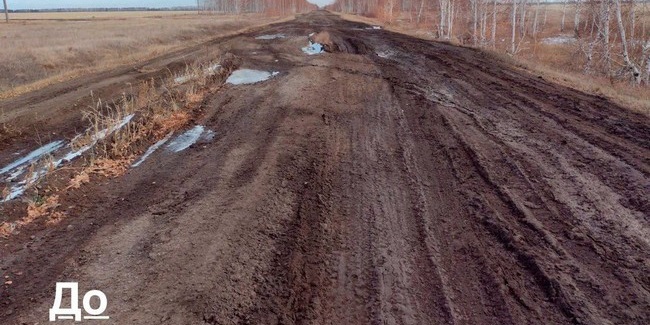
365;28;649;324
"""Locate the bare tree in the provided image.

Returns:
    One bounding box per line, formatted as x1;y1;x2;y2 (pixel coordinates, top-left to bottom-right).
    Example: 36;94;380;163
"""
481;0;488;44
601;0;612;74
439;0;450;38
561;0;568;32
491;0;497;48
629;0;635;45
614;0;640;83
641;39;650;85
532;0;540;37
519;0;528;37
510;0;517;55
3;0;8;23
416;0;424;25
472;0;479;44
574;0;582;36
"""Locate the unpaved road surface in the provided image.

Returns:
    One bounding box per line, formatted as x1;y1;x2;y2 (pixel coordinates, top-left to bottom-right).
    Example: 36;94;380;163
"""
1;11;649;325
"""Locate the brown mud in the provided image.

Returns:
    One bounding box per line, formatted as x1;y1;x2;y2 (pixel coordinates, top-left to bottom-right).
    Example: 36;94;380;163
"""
1;11;648;325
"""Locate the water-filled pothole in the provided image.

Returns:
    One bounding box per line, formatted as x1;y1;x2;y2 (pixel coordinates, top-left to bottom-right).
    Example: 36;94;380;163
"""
226;69;279;85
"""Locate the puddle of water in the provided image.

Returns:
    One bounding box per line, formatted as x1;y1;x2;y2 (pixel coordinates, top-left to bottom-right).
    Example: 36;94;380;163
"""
0;140;65;175
542;36;576;45
226;69;279;85
167;126;205;152
302;42;323;55
132;132;174;167
256;34;286;40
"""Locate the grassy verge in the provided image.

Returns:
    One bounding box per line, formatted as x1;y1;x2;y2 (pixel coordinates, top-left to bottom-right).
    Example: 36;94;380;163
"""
0;53;240;237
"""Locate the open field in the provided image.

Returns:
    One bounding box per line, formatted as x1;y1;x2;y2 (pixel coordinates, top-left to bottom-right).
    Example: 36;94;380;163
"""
0;12;287;98
5;11;198;20
0;11;648;324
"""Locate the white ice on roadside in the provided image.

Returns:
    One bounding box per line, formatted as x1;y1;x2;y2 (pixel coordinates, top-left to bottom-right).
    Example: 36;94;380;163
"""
2;114;135;202
542;35;576;45
302;42;323;55
7;166;26;181
132;132;174;167
256;34;286;40
167;125;205;152
4;182;28;202
226;69;280;85
60;114;135;164
0;140;65;175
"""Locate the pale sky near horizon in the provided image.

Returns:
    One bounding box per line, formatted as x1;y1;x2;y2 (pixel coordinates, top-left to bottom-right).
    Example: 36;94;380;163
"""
7;0;335;10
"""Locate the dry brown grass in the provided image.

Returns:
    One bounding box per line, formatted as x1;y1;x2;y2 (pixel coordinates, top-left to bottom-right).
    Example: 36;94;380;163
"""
25;195;63;225
0;194;62;237
0;52;239;236
0;12;286;99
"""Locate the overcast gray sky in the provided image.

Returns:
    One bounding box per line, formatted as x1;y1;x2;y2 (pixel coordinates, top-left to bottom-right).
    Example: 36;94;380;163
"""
8;0;335;10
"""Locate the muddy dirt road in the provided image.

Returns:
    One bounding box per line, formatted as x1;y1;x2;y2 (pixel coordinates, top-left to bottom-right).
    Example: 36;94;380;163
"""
1;11;649;325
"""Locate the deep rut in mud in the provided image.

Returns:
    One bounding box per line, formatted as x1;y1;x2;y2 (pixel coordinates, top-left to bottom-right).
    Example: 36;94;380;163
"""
1;11;649;325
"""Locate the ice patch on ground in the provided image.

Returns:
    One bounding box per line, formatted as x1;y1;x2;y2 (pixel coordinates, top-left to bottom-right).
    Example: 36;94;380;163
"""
226;69;279;85
542;35;576;45
256;34;286;40
4;182;27;202
132;132;174;167
365;26;381;30
2;114;135;202
7;166;26;181
0;141;65;175
167;126;205;152
60;114;135;163
201;130;216;142
302;42;323;55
